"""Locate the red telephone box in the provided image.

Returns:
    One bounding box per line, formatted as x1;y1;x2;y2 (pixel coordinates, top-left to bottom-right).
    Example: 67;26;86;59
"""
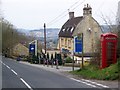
100;33;118;69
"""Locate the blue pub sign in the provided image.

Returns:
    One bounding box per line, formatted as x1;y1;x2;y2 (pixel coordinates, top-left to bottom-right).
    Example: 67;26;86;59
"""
74;35;83;53
29;44;35;54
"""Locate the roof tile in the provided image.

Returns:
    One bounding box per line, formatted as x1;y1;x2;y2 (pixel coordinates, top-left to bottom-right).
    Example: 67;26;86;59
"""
59;16;83;38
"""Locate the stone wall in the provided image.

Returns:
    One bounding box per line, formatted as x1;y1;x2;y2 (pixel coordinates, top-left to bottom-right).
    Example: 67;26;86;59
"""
73;16;102;53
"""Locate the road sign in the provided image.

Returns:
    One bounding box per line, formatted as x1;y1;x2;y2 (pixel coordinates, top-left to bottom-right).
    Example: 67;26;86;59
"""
74;35;83;53
29;44;35;53
29;40;38;56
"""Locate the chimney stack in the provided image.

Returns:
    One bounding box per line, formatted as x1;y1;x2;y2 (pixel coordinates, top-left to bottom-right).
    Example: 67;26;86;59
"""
69;12;74;19
83;4;92;17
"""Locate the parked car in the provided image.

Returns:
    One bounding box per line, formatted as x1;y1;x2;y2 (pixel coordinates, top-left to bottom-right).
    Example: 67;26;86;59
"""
16;56;20;61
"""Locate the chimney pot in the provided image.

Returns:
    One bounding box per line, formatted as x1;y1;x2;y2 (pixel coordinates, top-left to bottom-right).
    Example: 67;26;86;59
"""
69;12;74;19
83;4;92;16
87;4;88;7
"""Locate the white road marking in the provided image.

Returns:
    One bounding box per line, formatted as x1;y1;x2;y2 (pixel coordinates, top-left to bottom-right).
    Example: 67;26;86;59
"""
20;78;33;90
3;63;5;66
2;62;32;90
70;78;97;88
6;65;10;69
82;79;109;88
0;60;2;63
11;69;18;75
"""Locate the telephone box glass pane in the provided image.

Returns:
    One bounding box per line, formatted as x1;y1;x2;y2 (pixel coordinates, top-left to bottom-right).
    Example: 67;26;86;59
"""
106;42;115;66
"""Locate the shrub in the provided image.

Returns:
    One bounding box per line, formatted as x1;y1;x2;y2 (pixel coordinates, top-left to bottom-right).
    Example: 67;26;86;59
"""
32;55;39;64
65;57;72;63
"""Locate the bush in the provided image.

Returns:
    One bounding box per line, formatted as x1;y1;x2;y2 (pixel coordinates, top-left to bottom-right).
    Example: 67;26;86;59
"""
65;57;72;63
32;55;39;64
28;55;39;64
27;56;31;62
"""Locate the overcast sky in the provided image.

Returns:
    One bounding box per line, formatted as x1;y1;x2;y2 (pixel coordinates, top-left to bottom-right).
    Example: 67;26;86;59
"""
1;0;119;30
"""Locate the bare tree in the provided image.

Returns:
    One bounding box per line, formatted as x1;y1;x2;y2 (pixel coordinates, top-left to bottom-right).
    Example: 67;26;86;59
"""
117;23;120;58
100;12;118;34
1;18;30;57
90;11;120;67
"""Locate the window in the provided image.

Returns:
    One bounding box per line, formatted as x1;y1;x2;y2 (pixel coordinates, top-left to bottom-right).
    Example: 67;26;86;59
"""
70;27;74;32
67;27;69;31
61;38;64;46
68;40;71;48
62;28;65;32
65;38;67;47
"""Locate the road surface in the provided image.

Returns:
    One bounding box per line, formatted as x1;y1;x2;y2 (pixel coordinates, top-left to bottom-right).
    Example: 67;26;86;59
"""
1;57;108;89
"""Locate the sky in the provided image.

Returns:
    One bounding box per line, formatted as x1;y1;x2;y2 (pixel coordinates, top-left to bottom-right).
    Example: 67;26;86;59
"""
1;0;120;30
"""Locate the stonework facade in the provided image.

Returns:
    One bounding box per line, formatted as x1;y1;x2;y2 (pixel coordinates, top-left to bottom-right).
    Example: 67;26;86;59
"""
13;43;29;57
58;4;102;56
73;16;102;53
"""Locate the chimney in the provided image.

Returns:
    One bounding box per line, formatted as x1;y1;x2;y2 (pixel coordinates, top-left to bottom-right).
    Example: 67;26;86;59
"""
69;12;74;19
83;4;92;17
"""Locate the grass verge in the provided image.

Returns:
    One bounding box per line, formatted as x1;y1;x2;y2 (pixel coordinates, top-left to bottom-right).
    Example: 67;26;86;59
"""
70;59;120;80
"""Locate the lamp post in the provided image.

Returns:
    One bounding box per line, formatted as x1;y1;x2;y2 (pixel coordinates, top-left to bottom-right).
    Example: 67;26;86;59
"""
72;39;74;71
11;24;14;57
81;33;84;69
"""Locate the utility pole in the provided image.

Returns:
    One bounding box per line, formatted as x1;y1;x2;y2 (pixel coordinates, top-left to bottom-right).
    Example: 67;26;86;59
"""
44;23;47;65
44;23;46;54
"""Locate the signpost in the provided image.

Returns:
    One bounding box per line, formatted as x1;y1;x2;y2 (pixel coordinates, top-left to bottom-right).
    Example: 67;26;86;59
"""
29;40;38;63
29;40;37;56
74;33;84;69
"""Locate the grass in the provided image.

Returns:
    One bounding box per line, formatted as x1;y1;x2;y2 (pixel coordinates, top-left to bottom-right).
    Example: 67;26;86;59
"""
70;59;120;80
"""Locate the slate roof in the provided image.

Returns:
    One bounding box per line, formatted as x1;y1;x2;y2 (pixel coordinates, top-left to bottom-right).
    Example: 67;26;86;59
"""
58;16;83;38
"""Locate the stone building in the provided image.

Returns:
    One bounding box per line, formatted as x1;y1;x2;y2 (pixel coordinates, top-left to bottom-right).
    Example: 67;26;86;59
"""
57;12;83;54
57;4;103;58
42;48;60;59
13;43;29;57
